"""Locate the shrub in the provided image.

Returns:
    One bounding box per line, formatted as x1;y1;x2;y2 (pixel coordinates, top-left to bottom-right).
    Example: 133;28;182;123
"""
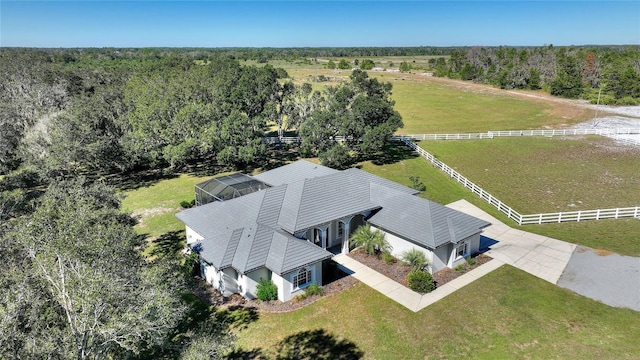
407;270;436;293
382;251;396;265
180;199;195;208
402;248;428;271
409;176;426;192
304;283;324;297
256;278;278;301
466;257;477;266
350;225;391;256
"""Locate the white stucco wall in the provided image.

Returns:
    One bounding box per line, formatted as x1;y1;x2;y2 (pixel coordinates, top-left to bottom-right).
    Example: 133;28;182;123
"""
186;226;204;244
243;268;270;300
372;226;435;273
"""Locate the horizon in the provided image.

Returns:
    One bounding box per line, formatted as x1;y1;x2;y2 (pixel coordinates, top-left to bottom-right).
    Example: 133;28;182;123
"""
2;1;639;48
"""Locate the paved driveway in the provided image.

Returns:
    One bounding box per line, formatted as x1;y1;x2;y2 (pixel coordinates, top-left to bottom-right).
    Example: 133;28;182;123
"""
557;247;640;311
449;200;640;312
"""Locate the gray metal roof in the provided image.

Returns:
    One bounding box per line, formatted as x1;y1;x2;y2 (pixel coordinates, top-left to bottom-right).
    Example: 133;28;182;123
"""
253;160;339;186
177;161;488;276
367;183;491;249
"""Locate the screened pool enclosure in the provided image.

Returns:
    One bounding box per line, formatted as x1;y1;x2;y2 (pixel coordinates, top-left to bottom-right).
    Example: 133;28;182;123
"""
195;173;270;206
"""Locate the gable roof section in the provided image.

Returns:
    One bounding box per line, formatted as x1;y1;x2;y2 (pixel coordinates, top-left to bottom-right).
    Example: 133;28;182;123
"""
277;168;417;233
367;183;490;249
253;160;339;186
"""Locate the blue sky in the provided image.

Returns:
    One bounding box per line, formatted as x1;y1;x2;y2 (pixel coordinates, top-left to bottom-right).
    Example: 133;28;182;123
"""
2;1;639;47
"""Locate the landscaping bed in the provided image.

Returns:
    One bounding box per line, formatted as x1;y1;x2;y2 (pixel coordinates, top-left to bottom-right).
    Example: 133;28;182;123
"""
348;248;492;288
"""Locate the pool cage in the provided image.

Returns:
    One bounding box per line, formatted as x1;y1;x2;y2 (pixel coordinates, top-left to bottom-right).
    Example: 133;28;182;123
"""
195;173;271;206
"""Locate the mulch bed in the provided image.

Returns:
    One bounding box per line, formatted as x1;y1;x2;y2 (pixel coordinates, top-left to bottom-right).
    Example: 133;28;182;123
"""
348;248;493;288
191;251;491;313
192;274;360;314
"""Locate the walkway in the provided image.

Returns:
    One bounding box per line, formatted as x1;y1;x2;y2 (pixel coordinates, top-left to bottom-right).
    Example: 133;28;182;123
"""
335;199;640;312
332;253;505;312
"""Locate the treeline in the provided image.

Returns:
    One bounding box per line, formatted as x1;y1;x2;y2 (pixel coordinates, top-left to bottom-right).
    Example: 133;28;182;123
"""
436;45;640;104
1;49;403;178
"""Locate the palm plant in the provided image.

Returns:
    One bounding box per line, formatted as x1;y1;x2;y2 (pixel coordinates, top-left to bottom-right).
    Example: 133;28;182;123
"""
402;248;429;271
350;224;390;256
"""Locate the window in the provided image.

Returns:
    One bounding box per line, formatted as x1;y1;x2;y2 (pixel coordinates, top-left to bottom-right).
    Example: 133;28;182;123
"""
292;267;312;289
456;242;468;258
338;221;344;238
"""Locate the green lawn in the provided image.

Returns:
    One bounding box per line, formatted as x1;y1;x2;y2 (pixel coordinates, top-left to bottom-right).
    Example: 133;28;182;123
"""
121;173;211;239
418;136;640;212
235;266;640;359
360;144;640;257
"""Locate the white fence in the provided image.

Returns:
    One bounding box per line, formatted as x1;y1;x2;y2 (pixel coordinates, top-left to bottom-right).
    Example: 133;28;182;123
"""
398;137;640;225
394;128;640;141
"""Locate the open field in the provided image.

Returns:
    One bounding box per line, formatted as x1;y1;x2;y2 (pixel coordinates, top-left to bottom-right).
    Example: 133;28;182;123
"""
359;145;640;257
418;136;640;212
235;266;640;359
263;59;597;133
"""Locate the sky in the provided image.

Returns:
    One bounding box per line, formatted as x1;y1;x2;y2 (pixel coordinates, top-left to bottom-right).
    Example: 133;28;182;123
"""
1;1;639;48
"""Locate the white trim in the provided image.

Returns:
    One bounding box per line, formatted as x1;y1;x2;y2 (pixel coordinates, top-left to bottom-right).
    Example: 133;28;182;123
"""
291;266;313;291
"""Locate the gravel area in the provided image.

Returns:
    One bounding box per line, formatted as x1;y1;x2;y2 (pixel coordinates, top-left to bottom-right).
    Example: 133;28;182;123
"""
557;246;640;311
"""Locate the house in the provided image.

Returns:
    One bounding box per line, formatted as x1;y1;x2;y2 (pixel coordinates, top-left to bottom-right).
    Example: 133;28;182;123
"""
176;160;490;301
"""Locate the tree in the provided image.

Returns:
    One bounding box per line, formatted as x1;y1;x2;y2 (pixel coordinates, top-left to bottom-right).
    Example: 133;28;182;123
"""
3;180;186;359
299;70;403;167
338;59;350;69
350;224;390;256
550;54;584;99
327;60;336;69
359;59;374;70
399;61;411;72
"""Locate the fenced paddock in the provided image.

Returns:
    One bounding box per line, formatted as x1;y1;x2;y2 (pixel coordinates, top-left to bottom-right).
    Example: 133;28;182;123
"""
397;136;640;225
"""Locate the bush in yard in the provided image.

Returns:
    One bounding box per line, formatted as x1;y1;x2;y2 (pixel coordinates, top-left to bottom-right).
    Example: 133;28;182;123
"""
382;251;396;265
303;283;324;297
402;248;429;271
256;278;278;301
407;270;436;293
180;199;195;208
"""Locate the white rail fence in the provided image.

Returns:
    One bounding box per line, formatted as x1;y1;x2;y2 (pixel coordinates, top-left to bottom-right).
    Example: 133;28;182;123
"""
395;128;640;141
265;128;640;145
398;137;640;225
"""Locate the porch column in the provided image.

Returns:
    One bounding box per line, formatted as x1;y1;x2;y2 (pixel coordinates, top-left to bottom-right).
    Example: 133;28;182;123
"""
341;216;353;254
320;225;328;249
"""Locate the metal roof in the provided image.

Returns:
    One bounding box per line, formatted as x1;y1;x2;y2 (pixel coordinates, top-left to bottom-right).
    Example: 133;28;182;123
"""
177;160;489;276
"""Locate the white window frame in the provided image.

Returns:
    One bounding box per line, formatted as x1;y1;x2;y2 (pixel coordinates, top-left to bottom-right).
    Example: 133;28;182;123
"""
455;241;469;260
292;267;313;290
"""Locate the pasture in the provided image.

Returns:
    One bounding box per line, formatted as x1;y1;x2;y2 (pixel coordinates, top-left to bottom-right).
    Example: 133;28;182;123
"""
418;136;640;212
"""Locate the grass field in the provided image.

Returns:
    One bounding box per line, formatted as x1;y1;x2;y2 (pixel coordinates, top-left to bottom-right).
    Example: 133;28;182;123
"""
234;266;640;359
121;173;211;240
418;136;640;212
358;145;640;257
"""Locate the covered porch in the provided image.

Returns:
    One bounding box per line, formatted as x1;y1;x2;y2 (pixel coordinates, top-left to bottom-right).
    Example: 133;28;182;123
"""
297;214;366;255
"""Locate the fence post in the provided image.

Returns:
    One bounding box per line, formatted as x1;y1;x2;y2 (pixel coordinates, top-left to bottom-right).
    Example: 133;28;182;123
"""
538;213;543;224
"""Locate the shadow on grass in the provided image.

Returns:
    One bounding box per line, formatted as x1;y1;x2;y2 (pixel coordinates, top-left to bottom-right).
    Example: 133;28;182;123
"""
217;305;260;331
227;347;266;360
105;168;180;191
370;140;419;166
275;329;363;360
148;230;185;257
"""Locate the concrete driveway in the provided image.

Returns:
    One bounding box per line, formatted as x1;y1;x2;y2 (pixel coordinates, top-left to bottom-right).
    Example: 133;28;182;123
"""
446;200;575;284
448;200;640;312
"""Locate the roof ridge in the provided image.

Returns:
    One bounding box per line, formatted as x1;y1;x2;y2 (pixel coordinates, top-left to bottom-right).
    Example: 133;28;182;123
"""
292;178;308;232
446;217;457;243
226;228;244;264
